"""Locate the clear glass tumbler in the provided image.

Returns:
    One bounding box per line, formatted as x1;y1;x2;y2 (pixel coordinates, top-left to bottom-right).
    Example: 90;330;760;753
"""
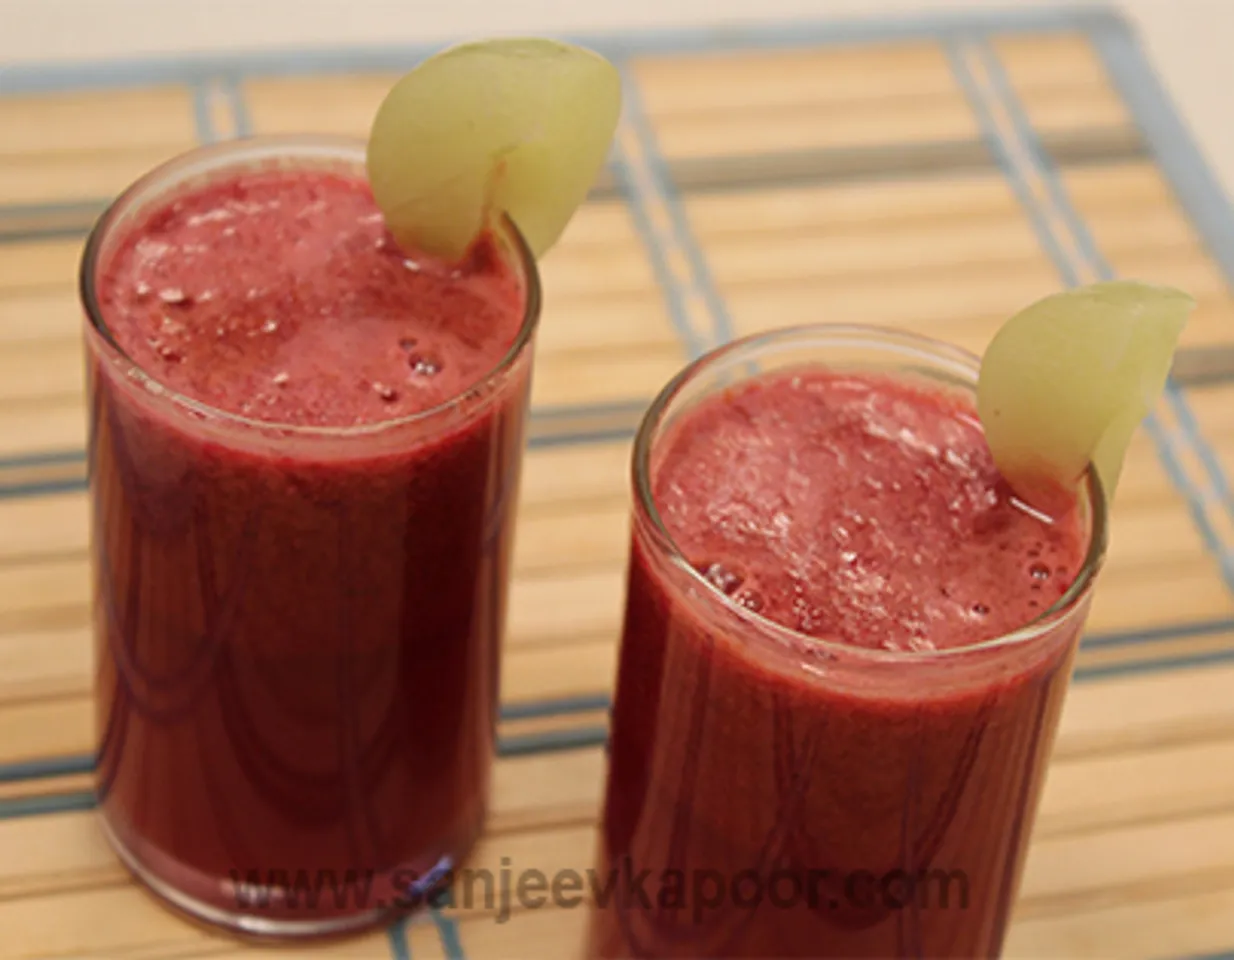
80;136;541;938
585;325;1106;958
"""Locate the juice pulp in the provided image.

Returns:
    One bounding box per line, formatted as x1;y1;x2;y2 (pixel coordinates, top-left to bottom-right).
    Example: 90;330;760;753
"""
88;163;531;926
588;368;1089;957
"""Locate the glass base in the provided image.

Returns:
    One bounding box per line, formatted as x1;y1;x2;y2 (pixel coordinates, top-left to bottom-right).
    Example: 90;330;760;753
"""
97;811;457;940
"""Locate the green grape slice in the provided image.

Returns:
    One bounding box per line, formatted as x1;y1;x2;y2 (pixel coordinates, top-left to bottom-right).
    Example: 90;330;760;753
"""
976;280;1195;509
366;38;621;261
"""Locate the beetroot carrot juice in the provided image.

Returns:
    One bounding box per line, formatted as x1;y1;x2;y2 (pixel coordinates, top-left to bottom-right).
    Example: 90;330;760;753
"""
586;327;1105;958
79;137;539;937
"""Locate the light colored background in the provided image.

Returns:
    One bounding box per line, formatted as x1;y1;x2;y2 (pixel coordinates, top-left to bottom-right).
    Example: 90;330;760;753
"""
2;0;1233;199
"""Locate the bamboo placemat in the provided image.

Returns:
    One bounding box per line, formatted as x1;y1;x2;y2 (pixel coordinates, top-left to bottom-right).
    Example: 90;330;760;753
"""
4;7;1234;959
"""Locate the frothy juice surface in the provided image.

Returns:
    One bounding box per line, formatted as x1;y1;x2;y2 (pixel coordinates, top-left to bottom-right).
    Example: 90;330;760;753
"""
88;163;531;927
588;368;1090;959
654;370;1082;652
99;168;523;424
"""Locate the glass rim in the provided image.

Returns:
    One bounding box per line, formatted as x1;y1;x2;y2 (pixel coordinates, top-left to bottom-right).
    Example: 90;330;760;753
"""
77;134;543;438
631;323;1109;664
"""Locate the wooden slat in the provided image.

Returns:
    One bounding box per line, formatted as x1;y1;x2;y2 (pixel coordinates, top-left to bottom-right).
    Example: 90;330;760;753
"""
0;89;198;157
489;747;605;833
1006;885;1234;958
0;148;192;207
502;637;615;704
995;34;1134;130
633;44;963;114
1086;558;1234;633
242;76;401;138
684;163;1187;238
0;626;90;705
0;559;89;631
1051;662;1234;760
648;96;980;159
0;402;85;458
717;245;1226;338
512;500;627;576
632;39;978;158
521;442;632;510
529;349;681;410
508;566;625;651
1005;84;1130;131
0;291;79;345
0;696;90;767
1036;736;1234;839
994;35;1114;89
0;493;88;565
0;342;81;405
408;905;590;960
1018;807;1234;919
688;173;1023;234
1102;494;1214;573
696;207;1196;283
0;240;82;294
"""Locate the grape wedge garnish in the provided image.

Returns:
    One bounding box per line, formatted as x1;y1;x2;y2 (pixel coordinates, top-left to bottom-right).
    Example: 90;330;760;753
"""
977;280;1195;509
367;38;622;261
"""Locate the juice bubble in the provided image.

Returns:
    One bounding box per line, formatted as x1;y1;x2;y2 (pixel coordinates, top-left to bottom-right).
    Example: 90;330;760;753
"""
367;38;621;261
977;280;1194;508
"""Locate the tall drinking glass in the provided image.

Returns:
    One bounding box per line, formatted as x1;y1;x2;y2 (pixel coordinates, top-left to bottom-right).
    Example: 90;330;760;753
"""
586;326;1106;958
80;137;540;938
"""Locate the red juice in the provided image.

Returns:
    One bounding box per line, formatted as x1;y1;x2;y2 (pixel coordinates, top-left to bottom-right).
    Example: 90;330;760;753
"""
586;331;1103;958
80;139;538;936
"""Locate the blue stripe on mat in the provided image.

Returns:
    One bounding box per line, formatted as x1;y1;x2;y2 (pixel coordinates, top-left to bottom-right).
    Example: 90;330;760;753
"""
0;200;105;225
529;400;646;421
0;7;1119;96
0;477;89;501
498;727;609;759
431;909;466;960
1074;645;1234;682
0;449;85;469
0;790;95;820
190;82;216;144
526;424;637;452
620;69;736;349
222;75;252;137
610;139;706;359
387;918;413;960
501;693;610;721
1082;617;1234;650
946;43;1080;287
0;753;93;785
